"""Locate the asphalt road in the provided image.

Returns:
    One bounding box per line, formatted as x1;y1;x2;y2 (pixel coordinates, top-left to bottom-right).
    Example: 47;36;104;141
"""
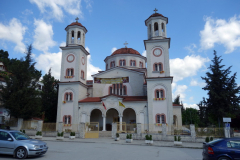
0;141;203;160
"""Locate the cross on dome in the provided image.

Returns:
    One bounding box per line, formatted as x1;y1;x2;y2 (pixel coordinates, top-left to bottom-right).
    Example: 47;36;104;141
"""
124;41;128;48
154;8;158;13
75;17;79;22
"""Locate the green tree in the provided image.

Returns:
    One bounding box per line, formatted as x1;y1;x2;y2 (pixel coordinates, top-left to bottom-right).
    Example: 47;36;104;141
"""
41;68;59;122
173;95;180;105
201;50;240;126
182;108;200;126
0;45;42;119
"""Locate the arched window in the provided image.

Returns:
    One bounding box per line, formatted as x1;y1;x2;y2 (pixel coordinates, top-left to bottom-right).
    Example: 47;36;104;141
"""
130;60;136;66
71;31;74;43
108;84;127;95
162;23;165;32
63;115;71;124
81;70;84;79
77;31;81;44
155;114;166;124
155;89;165;98
154;22;159;36
65;92;73;101
66;68;74;76
153;63;163;71
119;59;126;66
110;61;115;68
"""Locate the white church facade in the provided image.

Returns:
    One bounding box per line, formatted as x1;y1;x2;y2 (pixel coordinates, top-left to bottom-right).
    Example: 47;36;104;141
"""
56;11;182;134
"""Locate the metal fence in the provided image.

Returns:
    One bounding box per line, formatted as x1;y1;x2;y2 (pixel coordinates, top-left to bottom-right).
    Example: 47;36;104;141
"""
42;123;56;132
5;118;18;127
117;122;137;133
195;127;224;137
21;121;38;130
63;124;78;132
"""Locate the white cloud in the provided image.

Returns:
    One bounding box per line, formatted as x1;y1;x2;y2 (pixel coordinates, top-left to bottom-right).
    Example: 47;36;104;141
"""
0;18;27;53
171;82;177;90
173;85;188;101
60;41;66;47
185;43;197;54
170;55;209;82
142;50;146;57
190;79;205;87
200;15;240;53
189;97;194;101
86;46;90;53
87;55;101;80
183;103;199;109
84;0;93;12
111;47;117;53
22;9;33;15
35;51;62;79
30;0;82;21
33;19;56;52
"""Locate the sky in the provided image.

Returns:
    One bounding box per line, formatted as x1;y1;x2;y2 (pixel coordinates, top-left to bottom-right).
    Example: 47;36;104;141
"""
0;0;240;109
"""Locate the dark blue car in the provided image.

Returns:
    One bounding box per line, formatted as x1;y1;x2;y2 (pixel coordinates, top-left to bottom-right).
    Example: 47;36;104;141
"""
202;138;240;160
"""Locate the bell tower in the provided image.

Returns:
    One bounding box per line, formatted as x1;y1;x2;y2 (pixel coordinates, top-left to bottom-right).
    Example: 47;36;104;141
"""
144;9;173;133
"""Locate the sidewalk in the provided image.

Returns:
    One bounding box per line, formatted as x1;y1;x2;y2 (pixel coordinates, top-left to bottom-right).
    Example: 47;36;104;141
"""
30;136;203;149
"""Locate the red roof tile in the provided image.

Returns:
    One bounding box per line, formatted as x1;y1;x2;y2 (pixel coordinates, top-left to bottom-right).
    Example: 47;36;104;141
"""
65;22;87;32
111;48;140;56
173;103;183;106
145;13;168;25
79;95;147;103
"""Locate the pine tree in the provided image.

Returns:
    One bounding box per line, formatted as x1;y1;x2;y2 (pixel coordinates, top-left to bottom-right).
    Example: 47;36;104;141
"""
173;95;180;105
201;50;240;125
41;68;59;122
0;45;42;119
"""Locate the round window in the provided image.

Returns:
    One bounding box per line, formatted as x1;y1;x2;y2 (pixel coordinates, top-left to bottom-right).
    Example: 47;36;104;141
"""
67;54;75;62
153;48;162;57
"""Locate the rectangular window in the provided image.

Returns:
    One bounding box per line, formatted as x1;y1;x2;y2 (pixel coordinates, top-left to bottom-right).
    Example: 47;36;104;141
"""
160;90;164;98
117;84;119;95
120;84;122;95
159;64;162;71
157;115;160;123
123;60;125;66
113;84;115;94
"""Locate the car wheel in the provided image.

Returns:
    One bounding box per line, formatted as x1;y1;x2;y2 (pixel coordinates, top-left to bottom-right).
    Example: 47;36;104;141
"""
15;147;28;159
218;157;230;160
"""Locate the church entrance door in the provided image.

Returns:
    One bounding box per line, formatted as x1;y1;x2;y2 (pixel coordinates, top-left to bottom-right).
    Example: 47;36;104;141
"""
106;108;119;131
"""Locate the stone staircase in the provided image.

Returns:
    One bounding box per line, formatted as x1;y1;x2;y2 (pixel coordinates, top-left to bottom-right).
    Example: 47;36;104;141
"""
99;131;112;137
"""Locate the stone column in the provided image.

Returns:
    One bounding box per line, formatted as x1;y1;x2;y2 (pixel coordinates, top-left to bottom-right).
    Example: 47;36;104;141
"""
79;123;85;138
37;120;43;131
190;124;196;142
58;122;63;133
162;124;167;140
137;123;141;139
151;22;154;37
119;116;122;131
17;118;23;130
112;123;117;138
74;31;77;44
102;116;106;131
68;31;72;44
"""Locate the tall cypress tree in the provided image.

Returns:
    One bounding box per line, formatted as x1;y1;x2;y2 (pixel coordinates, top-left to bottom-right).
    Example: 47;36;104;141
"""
173;95;180;105
41;68;59;122
201;50;240;125
0;45;42;119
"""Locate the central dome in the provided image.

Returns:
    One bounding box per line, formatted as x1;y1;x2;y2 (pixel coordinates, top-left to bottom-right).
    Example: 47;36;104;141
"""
111;48;140;56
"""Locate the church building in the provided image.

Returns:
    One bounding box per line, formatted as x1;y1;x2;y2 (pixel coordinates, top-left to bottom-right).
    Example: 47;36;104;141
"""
56;10;182;134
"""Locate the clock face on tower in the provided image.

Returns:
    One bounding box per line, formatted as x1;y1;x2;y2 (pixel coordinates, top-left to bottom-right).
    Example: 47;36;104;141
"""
153;48;162;57
81;57;85;65
67;54;75;63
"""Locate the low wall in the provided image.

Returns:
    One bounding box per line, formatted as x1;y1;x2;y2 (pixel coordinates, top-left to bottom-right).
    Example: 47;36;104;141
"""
24;130;79;138
119;133;205;143
234;133;240;137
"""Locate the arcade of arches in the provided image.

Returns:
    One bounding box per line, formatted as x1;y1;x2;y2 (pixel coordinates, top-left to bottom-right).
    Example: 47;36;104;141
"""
90;108;136;131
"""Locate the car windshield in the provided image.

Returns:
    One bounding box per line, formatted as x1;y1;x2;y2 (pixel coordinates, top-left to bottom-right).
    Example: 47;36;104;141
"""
10;131;30;140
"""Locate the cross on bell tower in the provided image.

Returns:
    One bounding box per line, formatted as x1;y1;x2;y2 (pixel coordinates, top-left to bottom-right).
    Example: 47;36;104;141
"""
75;17;79;22
154;8;158;13
124;41;128;48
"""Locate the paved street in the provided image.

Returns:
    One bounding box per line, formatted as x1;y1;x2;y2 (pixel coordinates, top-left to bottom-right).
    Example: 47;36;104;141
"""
0;140;203;160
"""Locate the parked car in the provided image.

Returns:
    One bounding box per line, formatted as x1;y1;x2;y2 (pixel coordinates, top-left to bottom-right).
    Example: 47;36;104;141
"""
0;129;48;159
202;138;240;160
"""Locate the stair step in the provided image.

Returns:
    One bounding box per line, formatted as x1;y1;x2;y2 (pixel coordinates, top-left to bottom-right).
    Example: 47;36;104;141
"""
99;131;112;137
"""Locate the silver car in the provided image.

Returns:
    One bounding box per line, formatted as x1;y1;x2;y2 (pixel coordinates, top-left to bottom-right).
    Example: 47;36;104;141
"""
0;129;48;159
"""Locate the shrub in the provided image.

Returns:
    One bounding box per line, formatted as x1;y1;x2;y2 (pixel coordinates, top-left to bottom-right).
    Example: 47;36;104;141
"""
116;133;119;138
60;132;64;137
149;135;152;141
178;136;181;141
145;135;149;140
126;134;129;139
205;137;209;142
36;131;42;136
129;134;132;139
210;137;213;141
70;132;75;136
174;136;177;141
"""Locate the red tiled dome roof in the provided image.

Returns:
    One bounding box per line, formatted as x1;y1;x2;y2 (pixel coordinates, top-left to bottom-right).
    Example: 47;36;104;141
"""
69;22;84;27
145;13;168;25
111;48;140;56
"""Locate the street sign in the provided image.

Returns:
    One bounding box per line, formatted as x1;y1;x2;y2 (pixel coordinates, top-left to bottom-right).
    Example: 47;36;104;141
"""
223;117;231;123
225;123;230;128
